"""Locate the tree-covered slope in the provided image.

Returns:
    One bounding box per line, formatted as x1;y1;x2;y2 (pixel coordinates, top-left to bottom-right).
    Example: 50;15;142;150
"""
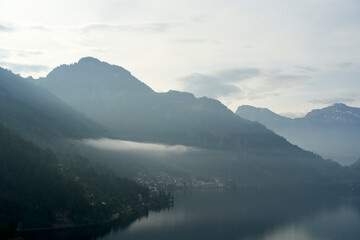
0;123;164;238
348;158;360;189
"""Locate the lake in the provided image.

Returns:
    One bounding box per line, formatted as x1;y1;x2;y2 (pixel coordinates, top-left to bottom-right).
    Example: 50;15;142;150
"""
22;188;360;240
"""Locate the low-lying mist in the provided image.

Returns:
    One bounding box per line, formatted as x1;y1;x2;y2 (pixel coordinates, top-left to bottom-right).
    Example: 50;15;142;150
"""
81;138;194;156
72;138;213;177
66;137;344;185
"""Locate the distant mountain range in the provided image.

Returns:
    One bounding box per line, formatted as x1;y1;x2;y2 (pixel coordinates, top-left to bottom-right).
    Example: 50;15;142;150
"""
38;57;292;151
236;103;360;165
28;57;350;185
1;57;356;186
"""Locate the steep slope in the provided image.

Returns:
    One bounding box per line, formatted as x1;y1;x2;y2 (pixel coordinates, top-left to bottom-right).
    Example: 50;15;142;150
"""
234;105;291;129
348;158;360;190
236;104;360;165
39;57;296;151
0;123;87;230
0;67;108;142
0;123;169;237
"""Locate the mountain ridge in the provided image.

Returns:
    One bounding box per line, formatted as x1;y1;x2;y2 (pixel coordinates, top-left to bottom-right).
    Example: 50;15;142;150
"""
0;66;108;143
304;103;360;124
38;57;294;151
236;103;360;165
29;57;351;185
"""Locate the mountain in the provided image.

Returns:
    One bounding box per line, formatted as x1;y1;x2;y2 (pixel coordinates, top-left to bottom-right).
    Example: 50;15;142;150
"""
236;104;360;165
305;103;360;124
34;57;350;186
348;158;360;190
234;105;291;129
38;57;297;151
0;66;108;143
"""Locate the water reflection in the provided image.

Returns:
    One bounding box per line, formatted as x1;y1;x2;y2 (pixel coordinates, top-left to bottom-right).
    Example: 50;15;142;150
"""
99;189;360;240
255;205;360;240
21;189;360;240
20;210;149;240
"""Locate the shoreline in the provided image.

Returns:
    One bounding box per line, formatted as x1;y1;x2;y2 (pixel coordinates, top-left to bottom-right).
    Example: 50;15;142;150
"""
17;206;148;234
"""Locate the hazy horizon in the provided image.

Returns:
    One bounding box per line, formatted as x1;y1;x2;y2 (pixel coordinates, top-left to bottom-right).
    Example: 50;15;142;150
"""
1;0;359;114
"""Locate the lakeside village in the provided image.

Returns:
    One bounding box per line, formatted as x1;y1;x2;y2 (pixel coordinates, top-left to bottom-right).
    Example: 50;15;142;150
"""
133;172;238;194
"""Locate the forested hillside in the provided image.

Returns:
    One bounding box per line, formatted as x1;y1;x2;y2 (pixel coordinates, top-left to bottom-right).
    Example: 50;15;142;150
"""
0;123;167;239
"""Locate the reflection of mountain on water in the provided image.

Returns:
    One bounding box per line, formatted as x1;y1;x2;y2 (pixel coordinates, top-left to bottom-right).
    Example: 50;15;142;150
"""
19;208;149;240
19;189;360;240
102;188;359;240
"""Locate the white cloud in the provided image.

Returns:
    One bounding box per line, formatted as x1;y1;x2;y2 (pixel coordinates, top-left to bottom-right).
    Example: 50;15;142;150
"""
81;138;193;156
178;68;260;98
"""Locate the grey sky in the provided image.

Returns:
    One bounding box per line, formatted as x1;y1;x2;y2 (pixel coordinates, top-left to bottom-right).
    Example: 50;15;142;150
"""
0;0;359;114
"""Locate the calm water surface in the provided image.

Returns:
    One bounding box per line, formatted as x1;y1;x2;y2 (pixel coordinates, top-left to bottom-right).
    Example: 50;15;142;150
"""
98;189;360;240
22;188;360;240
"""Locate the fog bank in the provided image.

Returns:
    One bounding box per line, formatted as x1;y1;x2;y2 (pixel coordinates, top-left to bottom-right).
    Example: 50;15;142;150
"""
81;138;193;156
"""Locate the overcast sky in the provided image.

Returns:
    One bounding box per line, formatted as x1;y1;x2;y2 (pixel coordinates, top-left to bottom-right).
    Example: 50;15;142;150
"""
0;0;359;116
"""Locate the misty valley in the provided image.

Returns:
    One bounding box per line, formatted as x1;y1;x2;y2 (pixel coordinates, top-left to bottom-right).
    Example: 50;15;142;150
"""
1;58;360;240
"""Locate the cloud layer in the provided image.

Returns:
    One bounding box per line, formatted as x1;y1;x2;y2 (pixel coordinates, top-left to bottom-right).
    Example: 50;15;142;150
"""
80;22;173;33
178;68;260;98
0;24;14;32
0;61;49;73
310;97;357;105
81;138;193;156
178;67;310;101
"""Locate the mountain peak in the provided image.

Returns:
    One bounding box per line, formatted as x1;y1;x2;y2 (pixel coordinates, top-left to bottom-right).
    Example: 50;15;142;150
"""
332;103;348;109
236;105;286;118
305;103;360;124
236;105;271;113
74;56;131;74
43;57;153;94
236;105;290;126
78;56;102;64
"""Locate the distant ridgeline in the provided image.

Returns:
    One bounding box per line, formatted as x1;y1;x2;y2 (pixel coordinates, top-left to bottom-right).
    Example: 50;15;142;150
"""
0;59;356;186
236;104;360;165
0;123;171;238
38;57;294;150
35;57;353;186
